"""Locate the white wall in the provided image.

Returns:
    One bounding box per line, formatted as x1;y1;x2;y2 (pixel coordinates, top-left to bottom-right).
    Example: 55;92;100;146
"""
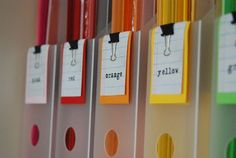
0;0;36;157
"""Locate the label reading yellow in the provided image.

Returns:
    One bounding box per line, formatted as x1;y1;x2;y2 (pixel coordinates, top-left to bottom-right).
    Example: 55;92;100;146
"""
150;22;190;104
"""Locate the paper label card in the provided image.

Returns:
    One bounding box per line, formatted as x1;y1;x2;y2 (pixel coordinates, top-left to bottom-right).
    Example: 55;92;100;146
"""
152;22;186;94
99;31;132;104
60;39;87;104
150;22;190;104
100;32;129;96
217;13;236;104
25;45;49;104
61;40;85;97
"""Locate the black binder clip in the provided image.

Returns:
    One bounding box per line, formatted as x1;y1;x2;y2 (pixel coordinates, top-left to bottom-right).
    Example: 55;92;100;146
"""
231;12;236;47
34;45;41;54
160;23;174;56
33;45;41;69
69;40;78;66
109;32;120;61
231;11;236;24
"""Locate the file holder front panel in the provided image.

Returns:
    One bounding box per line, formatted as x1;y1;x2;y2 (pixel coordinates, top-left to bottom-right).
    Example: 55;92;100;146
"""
144;20;202;158
54;39;96;158
22;45;58;158
93;31;147;158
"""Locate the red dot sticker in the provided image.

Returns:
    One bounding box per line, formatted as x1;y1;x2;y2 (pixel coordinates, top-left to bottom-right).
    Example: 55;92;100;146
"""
65;127;76;151
31;124;39;146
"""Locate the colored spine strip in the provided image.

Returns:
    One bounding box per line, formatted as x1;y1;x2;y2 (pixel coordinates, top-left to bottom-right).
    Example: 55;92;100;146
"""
36;0;49;45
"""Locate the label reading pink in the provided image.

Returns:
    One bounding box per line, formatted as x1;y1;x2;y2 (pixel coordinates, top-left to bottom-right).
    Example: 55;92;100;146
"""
25;45;49;104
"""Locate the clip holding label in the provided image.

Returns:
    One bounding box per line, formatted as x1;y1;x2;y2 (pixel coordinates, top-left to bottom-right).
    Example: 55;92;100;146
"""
231;11;236;24
34;45;41;54
34;46;41;69
160;23;174;56
231;12;236;47
109;33;120;61
70;50;77;66
69;40;79;66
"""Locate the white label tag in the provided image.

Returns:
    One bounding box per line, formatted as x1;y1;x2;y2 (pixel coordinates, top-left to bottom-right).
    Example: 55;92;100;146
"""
61;40;85;97
100;32;129;96
151;22;186;95
218;14;236;93
25;45;49;104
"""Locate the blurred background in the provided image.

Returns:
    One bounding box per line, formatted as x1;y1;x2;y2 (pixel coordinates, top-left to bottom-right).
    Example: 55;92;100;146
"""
0;0;36;157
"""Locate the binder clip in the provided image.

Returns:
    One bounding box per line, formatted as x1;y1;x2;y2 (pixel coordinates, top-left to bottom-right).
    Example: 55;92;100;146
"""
34;45;41;69
231;11;236;24
109;32;120;61
69;40;78;66
231;12;236;47
160;23;174;56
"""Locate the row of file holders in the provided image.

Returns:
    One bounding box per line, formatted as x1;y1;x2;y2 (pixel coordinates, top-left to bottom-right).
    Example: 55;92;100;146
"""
21;6;234;158
21;26;202;158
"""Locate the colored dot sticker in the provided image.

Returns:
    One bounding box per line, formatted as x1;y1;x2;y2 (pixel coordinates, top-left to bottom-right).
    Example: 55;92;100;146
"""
157;133;174;158
31;124;39;146
65;127;76;151
105;130;118;157
227;138;236;158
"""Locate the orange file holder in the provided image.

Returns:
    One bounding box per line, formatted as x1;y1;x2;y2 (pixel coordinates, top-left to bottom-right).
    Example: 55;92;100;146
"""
93;31;147;158
111;0;132;33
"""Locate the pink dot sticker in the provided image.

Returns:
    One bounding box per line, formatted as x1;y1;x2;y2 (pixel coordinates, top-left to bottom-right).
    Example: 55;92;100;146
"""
31;124;39;146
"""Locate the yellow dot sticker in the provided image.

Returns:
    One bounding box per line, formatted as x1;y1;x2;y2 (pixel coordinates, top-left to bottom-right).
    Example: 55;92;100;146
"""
157;133;174;158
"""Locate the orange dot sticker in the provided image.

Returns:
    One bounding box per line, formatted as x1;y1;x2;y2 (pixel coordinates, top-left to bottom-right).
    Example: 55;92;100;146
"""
31;124;39;146
157;133;174;158
65;127;76;151
105;129;119;157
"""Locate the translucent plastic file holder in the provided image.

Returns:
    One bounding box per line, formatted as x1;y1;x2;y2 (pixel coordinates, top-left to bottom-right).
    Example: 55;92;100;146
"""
93;31;147;158
209;9;236;158
21;45;58;158
54;39;97;158
143;19;203;158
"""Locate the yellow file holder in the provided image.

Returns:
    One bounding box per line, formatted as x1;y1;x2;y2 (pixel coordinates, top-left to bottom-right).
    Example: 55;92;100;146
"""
143;18;203;158
157;0;191;25
156;0;214;23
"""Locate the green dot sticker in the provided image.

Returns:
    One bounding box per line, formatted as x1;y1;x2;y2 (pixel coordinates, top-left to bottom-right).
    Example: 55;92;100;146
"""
227;138;236;158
